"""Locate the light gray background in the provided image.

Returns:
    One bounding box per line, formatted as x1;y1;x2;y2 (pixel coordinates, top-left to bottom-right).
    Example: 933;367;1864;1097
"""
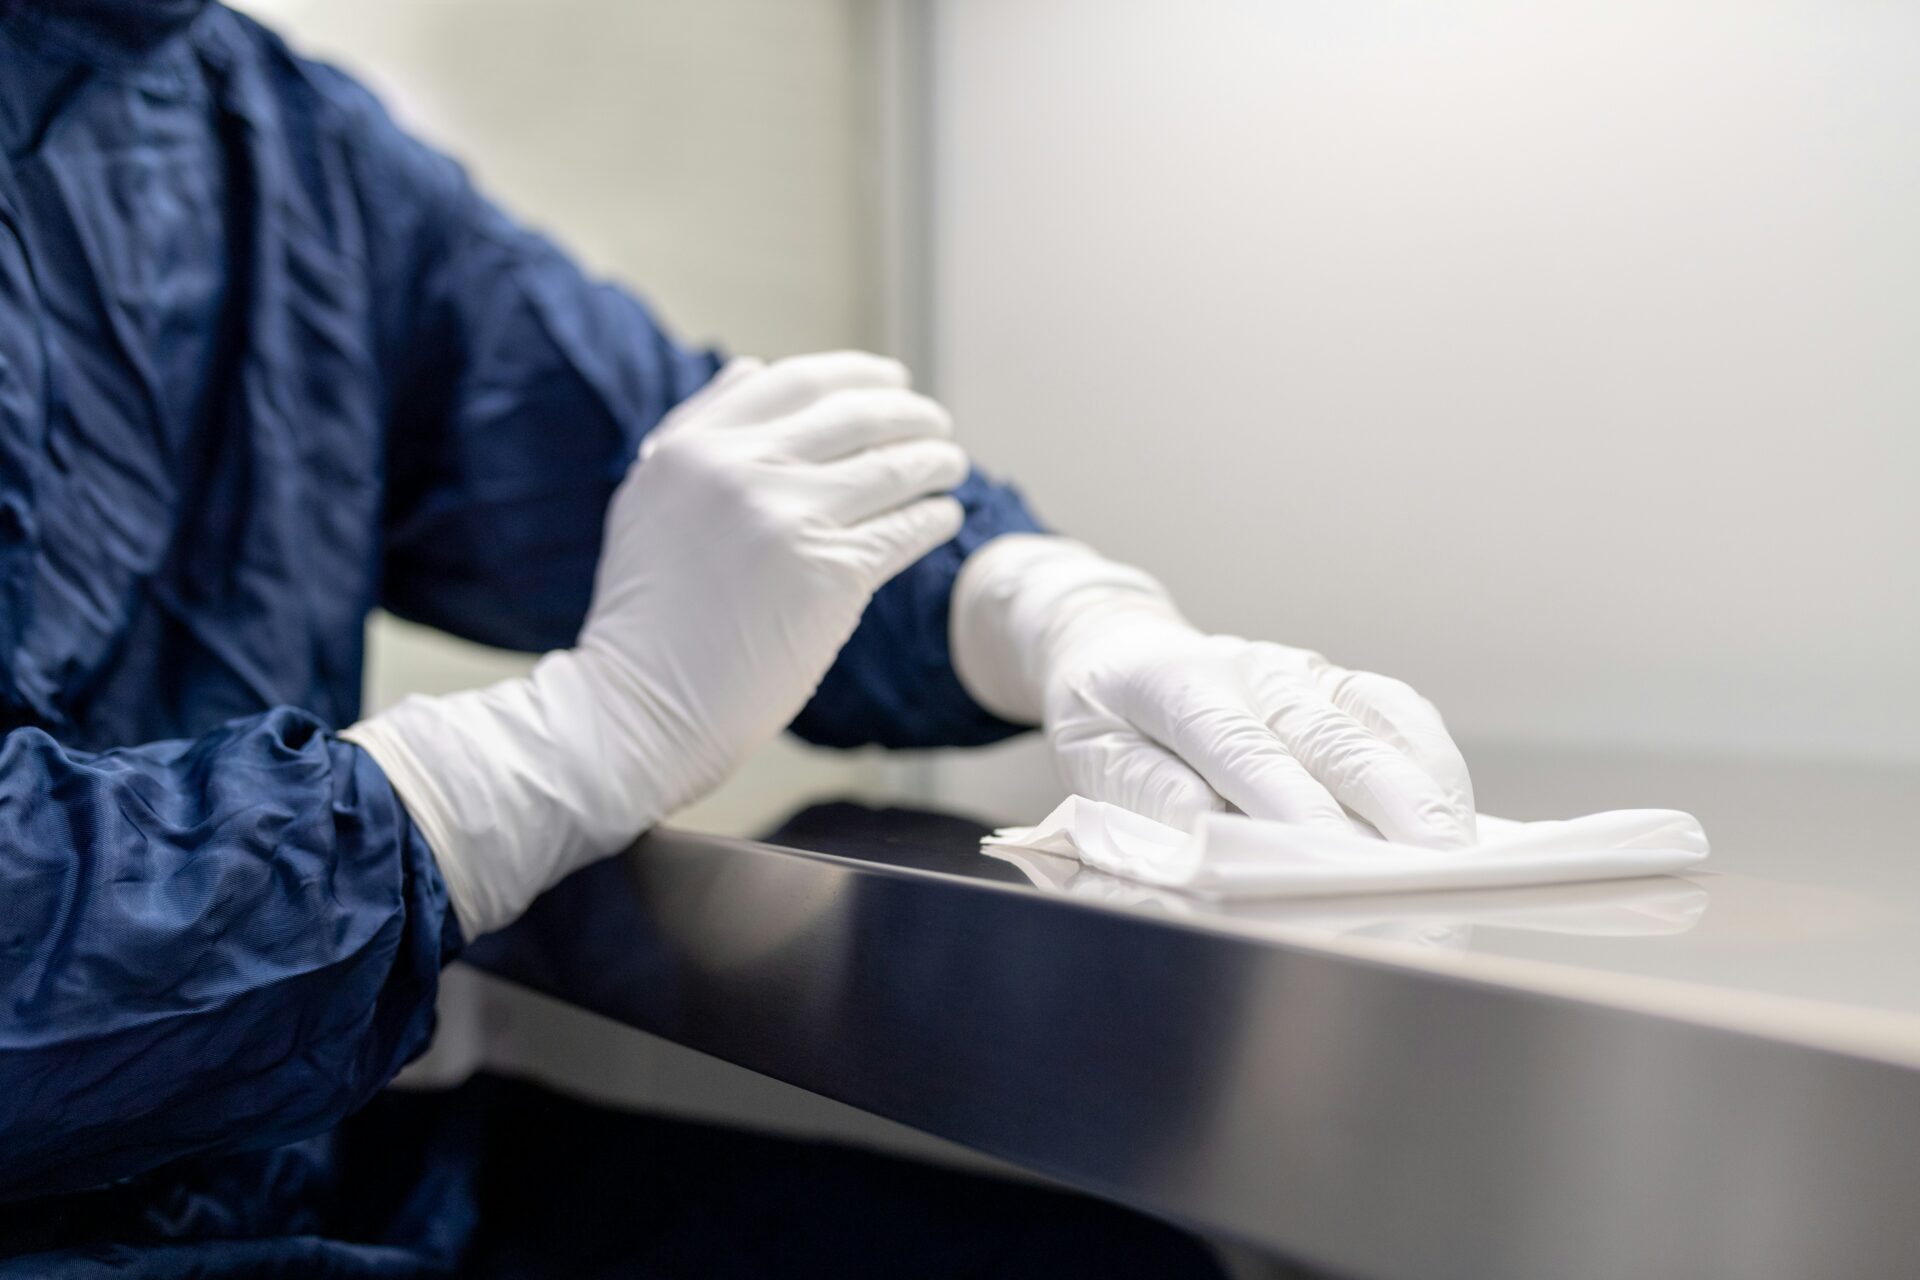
924;0;1918;823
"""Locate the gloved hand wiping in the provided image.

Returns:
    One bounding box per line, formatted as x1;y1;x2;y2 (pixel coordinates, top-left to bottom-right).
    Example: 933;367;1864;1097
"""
345;352;968;938
950;535;1477;846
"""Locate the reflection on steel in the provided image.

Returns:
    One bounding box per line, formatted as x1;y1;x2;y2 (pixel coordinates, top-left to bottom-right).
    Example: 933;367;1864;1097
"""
469;792;1920;1280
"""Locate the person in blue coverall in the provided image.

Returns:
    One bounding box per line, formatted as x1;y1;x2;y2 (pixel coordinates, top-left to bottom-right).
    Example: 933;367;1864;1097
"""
0;2;1484;1274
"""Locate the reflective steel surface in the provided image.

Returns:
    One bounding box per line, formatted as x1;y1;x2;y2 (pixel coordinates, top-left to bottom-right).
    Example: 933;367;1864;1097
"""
469;749;1920;1280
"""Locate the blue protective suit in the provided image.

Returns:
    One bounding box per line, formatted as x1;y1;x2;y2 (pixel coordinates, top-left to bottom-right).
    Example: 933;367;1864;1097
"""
0;1;1041;1273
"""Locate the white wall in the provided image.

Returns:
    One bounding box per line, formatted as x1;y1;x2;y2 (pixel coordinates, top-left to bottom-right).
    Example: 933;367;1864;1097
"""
927;0;1920;810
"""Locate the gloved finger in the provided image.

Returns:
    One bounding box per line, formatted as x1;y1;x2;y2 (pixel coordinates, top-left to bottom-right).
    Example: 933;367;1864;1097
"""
806;439;970;525
705;351;910;426
1114;676;1348;830
1052;715;1227;831
842;495;965;583
1262;688;1474;849
638;357;765;461
771;387;954;461
1323;669;1476;828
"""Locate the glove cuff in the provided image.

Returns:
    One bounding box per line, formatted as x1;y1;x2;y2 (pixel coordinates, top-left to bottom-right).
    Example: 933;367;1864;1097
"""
950;533;1189;725
341;649;666;939
341;713;492;942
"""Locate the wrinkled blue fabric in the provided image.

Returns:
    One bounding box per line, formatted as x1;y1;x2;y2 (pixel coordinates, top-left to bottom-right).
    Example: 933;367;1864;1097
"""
0;0;1042;1274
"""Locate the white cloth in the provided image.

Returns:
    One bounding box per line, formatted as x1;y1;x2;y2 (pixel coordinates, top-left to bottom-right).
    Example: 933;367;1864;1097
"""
982;841;1709;953
984;796;1708;899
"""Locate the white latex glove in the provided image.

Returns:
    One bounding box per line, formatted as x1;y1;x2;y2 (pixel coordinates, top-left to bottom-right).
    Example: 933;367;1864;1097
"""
344;352;967;937
951;535;1476;847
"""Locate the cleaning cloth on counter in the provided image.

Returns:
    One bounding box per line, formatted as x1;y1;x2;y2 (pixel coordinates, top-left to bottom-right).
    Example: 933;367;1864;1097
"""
982;797;1708;899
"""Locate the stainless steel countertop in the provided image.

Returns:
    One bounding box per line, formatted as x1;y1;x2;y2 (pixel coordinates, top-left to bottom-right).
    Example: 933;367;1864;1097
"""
468;748;1920;1280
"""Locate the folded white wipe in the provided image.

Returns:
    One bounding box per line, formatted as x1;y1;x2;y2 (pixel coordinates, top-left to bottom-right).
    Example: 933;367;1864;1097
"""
983;798;1709;899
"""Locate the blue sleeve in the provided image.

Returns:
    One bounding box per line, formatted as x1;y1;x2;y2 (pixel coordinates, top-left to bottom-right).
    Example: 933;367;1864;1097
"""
329;69;1045;748
0;710;459;1201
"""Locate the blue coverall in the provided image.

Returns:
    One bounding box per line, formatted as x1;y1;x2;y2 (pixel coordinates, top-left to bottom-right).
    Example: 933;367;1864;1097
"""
0;4;1229;1276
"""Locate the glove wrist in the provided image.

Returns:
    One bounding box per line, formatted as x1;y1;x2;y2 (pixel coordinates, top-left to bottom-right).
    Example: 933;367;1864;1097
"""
342;647;674;941
951;533;1193;725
